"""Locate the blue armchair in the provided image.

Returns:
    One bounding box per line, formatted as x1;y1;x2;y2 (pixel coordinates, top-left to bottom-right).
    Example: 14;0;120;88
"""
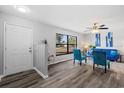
94;48;119;61
73;49;87;65
93;51;110;73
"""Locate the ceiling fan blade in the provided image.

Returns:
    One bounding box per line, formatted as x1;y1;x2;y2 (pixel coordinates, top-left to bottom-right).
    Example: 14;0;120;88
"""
98;27;109;29
99;24;105;27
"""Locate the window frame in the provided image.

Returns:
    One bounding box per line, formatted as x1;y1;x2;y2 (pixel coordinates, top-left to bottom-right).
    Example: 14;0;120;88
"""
56;33;77;56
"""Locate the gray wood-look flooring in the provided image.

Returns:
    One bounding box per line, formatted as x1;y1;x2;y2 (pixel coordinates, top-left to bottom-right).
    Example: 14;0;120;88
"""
1;61;124;88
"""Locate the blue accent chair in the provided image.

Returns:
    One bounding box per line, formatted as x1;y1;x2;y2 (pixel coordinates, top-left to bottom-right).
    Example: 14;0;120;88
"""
93;51;110;73
73;49;87;65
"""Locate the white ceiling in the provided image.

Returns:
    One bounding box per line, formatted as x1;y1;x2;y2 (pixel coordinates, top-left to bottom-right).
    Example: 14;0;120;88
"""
0;5;124;33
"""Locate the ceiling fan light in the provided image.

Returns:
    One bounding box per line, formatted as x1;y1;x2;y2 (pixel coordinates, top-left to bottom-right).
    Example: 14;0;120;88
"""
92;29;99;33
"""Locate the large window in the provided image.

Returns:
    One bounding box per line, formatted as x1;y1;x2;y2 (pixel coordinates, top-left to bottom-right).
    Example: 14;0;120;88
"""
106;32;113;47
95;33;101;47
56;33;77;56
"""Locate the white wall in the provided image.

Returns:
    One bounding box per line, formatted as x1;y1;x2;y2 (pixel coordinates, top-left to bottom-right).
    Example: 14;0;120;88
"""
0;12;84;75
83;20;124;53
83;32;109;48
32;17;84;64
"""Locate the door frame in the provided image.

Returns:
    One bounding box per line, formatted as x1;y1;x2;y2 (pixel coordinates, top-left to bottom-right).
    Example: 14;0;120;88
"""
3;22;33;75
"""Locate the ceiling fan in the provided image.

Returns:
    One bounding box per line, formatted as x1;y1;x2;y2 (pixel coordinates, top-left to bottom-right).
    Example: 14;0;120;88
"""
84;23;109;33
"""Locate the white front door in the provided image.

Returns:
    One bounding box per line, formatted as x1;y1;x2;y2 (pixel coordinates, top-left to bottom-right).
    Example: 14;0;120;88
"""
4;23;33;75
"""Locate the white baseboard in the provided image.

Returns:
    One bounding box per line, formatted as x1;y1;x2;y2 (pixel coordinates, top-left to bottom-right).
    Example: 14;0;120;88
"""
33;67;48;79
0;75;5;82
48;59;72;65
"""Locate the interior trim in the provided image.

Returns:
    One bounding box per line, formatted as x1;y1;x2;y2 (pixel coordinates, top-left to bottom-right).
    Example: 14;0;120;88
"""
33;67;48;79
3;22;33;75
48;59;72;65
0;75;5;81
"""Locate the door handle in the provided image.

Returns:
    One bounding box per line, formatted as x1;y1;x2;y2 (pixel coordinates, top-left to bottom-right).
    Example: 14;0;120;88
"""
29;50;32;53
29;47;32;49
29;47;32;53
